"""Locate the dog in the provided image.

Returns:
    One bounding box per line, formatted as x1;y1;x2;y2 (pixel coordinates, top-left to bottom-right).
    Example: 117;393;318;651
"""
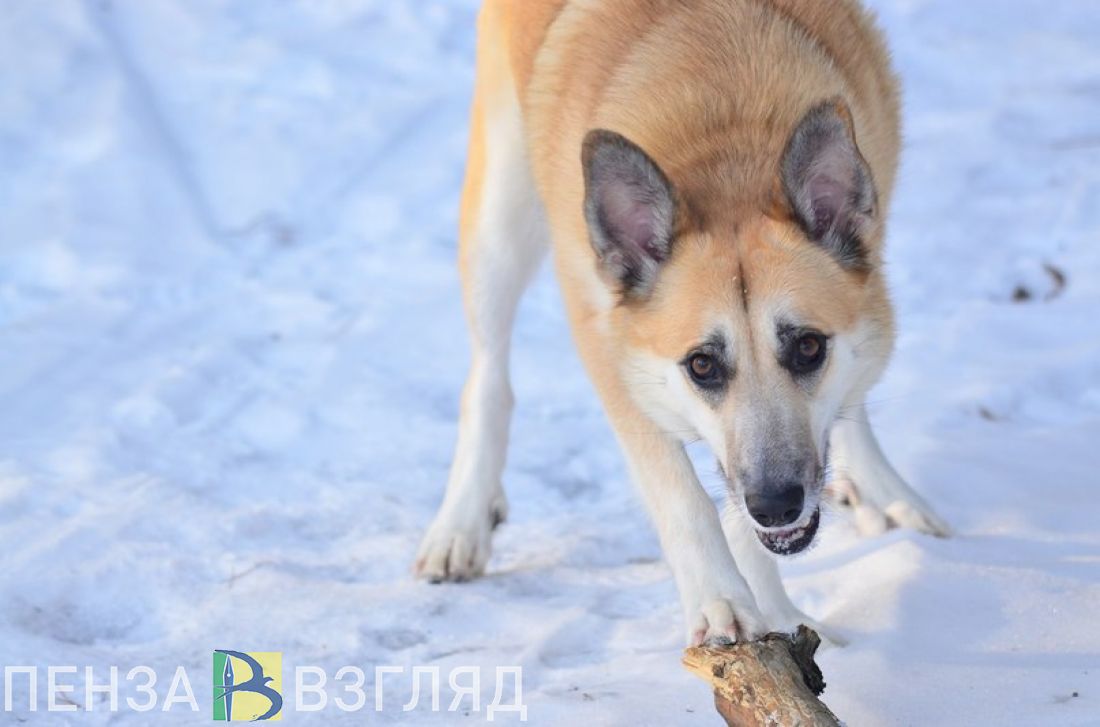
416;0;950;646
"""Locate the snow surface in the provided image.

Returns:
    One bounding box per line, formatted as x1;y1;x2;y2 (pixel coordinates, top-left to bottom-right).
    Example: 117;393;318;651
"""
1;1;1099;724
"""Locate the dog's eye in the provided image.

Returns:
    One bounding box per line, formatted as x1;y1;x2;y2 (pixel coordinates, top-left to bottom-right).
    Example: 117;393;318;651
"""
686;353;725;389
798;335;821;360
790;332;827;374
690;354;714;378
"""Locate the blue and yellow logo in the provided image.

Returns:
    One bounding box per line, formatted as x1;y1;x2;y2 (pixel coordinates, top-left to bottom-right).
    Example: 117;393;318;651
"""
212;650;282;721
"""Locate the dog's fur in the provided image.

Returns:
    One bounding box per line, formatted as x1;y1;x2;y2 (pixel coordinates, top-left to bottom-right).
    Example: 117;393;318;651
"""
416;0;950;646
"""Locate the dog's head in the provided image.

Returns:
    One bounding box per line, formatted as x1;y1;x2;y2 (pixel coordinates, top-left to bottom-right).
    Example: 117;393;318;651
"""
582;100;894;555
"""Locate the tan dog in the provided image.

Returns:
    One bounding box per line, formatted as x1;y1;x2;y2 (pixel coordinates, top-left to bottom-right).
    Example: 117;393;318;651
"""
416;0;950;646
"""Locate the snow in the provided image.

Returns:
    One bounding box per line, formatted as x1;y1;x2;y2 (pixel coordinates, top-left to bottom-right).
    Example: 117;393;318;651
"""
1;0;1098;724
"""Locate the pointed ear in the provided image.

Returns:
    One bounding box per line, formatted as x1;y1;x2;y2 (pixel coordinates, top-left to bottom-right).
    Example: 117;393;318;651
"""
582;129;677;298
781;99;877;271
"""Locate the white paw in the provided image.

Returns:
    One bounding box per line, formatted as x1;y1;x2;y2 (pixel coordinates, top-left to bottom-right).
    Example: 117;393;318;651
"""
884;499;952;537
828;477;951;538
415;494;507;583
686;594;767;647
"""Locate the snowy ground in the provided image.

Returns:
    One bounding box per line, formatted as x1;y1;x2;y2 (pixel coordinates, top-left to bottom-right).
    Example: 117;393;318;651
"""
1;1;1099;724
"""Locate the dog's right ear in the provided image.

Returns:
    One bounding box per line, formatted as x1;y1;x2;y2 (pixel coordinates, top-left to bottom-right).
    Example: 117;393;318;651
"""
582;129;676;299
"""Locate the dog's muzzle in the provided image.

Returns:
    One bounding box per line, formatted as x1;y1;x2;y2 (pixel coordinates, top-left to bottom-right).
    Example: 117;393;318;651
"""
756;507;821;555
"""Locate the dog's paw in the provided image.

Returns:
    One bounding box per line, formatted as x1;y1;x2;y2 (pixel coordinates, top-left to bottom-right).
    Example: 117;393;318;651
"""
686;595;767;647
414;495;507;583
884;499;951;537
828;477;951;539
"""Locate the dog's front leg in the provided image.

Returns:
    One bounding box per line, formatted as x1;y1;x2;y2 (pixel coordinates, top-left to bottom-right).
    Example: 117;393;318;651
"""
722;505;846;645
829;403;952;537
559;270;765;644
610;408;767;646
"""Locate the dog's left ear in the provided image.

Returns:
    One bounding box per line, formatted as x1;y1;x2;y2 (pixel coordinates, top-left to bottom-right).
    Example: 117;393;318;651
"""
582;129;676;298
781;99;877;271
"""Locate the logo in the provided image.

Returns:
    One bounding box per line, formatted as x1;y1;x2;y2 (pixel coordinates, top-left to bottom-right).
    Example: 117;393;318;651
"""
212;651;282;721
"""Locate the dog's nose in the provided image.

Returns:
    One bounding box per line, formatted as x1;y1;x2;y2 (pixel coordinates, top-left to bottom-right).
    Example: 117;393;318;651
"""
745;485;804;528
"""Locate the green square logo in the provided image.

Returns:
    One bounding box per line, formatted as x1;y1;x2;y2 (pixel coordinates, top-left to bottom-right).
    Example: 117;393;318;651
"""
213;650;282;721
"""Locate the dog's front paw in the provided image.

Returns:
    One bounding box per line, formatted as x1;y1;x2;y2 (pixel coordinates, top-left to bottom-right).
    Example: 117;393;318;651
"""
829;477;951;538
882;499;951;537
414;494;507;583
685;594;767;647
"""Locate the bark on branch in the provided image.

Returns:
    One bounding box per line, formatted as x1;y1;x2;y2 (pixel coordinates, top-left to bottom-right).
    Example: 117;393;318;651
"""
682;626;841;726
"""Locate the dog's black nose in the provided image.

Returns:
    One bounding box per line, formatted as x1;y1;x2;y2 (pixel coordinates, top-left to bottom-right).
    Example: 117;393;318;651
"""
745;485;804;528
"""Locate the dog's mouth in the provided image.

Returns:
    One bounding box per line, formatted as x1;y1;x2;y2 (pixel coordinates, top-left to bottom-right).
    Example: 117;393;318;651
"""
756;507;820;555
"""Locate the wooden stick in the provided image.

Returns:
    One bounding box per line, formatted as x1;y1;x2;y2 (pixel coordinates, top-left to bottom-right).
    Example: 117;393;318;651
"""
682;626;841;726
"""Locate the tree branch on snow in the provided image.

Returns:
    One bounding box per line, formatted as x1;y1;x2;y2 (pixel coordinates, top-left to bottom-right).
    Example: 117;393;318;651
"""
682;626;841;726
